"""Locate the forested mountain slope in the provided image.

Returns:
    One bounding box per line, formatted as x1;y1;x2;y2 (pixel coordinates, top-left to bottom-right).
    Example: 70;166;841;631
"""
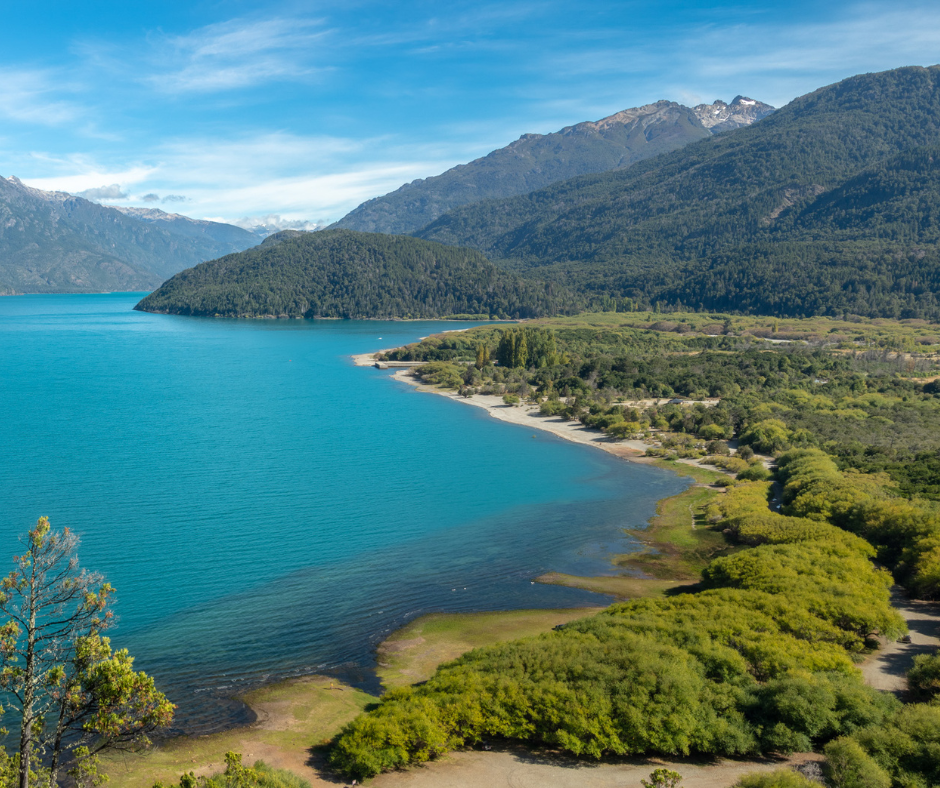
416;66;940;319
134;229;579;319
333;97;773;235
0;177;259;294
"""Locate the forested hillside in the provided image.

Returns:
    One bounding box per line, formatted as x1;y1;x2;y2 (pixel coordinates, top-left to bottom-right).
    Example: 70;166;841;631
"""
415;66;940;320
135;229;579;319
333;98;772;235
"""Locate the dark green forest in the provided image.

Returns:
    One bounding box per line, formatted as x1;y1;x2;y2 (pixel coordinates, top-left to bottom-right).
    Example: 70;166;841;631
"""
415;67;940;320
135;230;580;319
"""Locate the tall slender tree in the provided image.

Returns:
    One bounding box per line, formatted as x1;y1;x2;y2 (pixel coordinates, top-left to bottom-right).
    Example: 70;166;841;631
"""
0;518;174;788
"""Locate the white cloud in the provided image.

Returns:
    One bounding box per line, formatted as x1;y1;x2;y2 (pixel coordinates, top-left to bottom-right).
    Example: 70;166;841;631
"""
14;130;464;224
0;68;82;126
232;215;324;234
23;166;156;194
541;3;940;111
147;17;331;93
75;183;128;200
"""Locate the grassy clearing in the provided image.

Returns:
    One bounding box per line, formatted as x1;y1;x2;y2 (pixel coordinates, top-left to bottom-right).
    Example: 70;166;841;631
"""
101;677;373;788
652;459;726;485
618;484;731;581
377;608;602;690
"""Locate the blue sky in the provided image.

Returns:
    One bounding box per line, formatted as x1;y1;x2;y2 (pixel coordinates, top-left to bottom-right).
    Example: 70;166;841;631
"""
2;0;939;228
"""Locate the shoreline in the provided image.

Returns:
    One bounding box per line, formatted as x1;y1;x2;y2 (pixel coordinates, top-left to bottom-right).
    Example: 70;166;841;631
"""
381;363;725;475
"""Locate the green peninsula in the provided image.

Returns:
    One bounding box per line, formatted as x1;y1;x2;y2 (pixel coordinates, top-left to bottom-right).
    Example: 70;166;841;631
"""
134;229;579;319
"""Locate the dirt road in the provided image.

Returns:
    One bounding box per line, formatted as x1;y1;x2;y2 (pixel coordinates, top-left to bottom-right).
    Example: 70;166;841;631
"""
862;587;940;693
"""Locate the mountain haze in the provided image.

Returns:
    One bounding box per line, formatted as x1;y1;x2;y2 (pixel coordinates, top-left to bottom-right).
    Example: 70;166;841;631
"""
415;66;940;319
0;178;260;294
115;206;259;249
135;229;578;319
333;97;773;235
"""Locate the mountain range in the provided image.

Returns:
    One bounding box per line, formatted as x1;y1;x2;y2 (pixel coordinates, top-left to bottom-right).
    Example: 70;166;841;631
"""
145;66;940;321
332;96;774;235
0;178;259;294
412;66;940;319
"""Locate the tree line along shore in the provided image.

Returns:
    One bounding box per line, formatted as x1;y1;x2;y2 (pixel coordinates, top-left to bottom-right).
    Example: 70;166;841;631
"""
16;308;940;788
323;311;940;787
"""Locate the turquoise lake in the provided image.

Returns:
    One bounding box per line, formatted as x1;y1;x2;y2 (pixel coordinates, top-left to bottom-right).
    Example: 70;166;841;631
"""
0;293;688;733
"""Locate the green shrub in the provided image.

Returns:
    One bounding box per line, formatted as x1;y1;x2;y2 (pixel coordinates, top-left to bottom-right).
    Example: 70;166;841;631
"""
642;768;683;788
732;770;820;787
416;362;464;388
738;464;771;481
823;737;891;788
907;650;940;699
153;753;311;788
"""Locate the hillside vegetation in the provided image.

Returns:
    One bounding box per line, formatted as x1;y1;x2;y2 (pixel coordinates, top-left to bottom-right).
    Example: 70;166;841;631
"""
329;312;940;785
415;66;940;320
135;230;580;319
333;98;772;235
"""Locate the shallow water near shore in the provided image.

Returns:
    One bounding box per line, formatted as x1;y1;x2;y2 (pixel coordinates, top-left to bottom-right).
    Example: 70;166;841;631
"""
0;293;687;733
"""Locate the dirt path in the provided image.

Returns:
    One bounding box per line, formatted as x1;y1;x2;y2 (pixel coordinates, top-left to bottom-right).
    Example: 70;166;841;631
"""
862;587;940;693
369;746;822;788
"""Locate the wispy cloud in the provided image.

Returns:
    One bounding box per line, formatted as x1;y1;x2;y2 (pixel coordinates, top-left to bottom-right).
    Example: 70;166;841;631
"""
541;3;940;110
17;131;464;224
146;17;331;93
24;166;156;195
0;68;82;126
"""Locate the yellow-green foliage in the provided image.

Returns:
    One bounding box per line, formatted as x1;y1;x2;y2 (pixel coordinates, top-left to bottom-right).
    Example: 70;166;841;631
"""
153;753;310;788
718;483;874;555
777;449;940;597
329;474;903;779
707;456;750;474
733;771;821;788
846;703;940;787
415;361;464;388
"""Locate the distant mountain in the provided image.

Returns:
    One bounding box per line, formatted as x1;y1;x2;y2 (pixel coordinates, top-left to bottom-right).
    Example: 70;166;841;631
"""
0;178;260;294
332;96;774;235
414;66;940;320
115;206;258;248
135;229;579;319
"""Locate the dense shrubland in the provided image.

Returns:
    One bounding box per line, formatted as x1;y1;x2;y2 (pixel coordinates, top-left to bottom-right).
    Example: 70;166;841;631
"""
330;313;940;785
329;478;904;778
391;314;940;498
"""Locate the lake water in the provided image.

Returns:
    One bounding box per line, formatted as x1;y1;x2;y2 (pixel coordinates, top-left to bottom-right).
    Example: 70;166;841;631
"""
0;293;687;733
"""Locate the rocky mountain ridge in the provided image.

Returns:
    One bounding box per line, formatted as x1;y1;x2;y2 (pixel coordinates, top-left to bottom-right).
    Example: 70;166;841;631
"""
0;176;259;294
332;95;775;235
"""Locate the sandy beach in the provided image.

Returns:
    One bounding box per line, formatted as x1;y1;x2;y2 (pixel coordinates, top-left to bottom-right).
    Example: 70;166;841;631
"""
378;363;724;473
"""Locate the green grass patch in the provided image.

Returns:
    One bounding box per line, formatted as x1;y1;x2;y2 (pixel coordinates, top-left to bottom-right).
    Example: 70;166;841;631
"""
652;459;727;485
617;484;732;581
377;608;602;690
101;677;373;788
